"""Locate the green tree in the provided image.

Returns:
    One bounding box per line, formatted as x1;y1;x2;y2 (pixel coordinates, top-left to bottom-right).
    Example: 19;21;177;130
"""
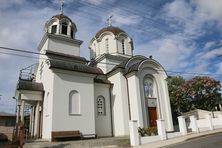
167;76;186;108
174;76;221;114
167;76;186;124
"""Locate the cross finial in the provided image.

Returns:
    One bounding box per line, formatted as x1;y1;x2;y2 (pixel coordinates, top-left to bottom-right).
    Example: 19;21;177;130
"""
107;15;113;26
60;0;64;14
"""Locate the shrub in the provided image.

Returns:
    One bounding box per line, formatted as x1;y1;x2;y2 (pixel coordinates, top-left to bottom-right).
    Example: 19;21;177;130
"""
138;127;158;137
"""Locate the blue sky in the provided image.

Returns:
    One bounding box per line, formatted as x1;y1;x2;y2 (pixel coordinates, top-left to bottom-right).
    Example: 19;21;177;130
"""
0;0;222;113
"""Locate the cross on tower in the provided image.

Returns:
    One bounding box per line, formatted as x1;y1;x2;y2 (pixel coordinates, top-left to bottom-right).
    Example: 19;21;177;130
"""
107;15;113;26
60;0;64;14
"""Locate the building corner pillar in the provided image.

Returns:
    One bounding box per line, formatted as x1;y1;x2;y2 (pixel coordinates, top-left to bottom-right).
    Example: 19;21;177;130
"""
34;101;40;138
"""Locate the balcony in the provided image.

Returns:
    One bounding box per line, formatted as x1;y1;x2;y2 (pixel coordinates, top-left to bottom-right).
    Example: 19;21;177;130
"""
19;64;38;81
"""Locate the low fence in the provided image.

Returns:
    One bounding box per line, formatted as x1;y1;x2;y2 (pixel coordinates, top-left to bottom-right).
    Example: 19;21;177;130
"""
183;114;222;133
129;112;222;146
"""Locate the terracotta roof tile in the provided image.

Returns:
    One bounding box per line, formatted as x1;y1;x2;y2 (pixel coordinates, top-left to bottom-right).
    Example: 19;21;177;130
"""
52;14;73;23
49;60;104;75
95;26;126;38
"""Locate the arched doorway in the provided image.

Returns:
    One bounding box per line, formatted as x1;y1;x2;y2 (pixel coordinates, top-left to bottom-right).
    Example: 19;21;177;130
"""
143;77;158;127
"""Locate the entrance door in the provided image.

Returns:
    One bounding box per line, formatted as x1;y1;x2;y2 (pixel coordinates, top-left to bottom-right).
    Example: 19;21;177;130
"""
148;107;157;127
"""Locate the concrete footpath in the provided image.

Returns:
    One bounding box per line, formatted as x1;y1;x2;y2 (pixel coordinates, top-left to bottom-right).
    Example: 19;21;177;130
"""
135;128;222;148
23;136;130;148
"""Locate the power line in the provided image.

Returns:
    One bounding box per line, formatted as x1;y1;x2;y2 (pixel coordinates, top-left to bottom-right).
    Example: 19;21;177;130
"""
77;0;198;35
0;51;39;59
0;46;222;77
70;1;196;43
0;47;40;55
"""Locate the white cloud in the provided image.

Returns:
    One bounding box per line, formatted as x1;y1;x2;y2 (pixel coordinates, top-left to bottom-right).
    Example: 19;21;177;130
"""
136;37;193;70
163;0;193;23
106;8;142;26
203;41;217;50
163;0;202;38
216;62;222;74
197;48;222;60
81;0;105;5
192;0;222;26
155;0;222;76
0;6;56;50
155;39;193;69
191;61;209;74
162;0;222;39
0;0;26;9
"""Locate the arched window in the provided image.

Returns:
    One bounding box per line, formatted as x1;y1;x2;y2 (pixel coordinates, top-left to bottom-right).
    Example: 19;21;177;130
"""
122;39;125;54
70;29;74;38
144;78;154;98
97;96;105;115
61;22;68;35
105;38;109;53
69;90;80;115
51;25;57;34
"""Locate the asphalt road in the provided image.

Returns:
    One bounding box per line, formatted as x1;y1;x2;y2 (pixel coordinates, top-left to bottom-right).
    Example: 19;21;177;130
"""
164;132;222;148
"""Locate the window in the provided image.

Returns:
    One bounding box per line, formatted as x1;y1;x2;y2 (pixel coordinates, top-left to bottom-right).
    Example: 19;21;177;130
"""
122;39;125;54
51;25;57;34
144;78;154;98
69;90;80;115
97;96;105;115
105;38;109;53
70;29;73;38
61;22;68;35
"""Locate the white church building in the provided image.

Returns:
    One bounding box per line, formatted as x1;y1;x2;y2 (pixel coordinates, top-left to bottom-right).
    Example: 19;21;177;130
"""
15;12;173;141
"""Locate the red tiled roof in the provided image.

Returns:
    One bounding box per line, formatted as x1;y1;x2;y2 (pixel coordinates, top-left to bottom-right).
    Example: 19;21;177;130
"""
95;26;126;38
52;14;73;23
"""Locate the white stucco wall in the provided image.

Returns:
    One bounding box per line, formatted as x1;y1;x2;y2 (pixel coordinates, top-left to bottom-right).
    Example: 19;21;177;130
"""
97;58;108;74
157;75;174;131
20;91;43;101
127;74;144;127
101;35;117;54
51;70;96;135
39;39;49;54
97;58;123;74
108;72;130;136
89;32;133;60
106;58;122;73
116;35;132;56
94;83;112;137
36;58;54;139
48;38;80;56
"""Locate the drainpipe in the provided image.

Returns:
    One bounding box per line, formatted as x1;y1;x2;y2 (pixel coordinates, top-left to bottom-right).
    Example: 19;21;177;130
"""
109;84;114;137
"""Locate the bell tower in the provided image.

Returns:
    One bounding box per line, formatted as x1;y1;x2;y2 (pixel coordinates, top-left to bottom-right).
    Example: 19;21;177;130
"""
38;4;83;57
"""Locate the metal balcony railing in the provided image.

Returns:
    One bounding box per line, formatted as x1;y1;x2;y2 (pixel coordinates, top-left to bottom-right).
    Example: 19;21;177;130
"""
19;63;38;81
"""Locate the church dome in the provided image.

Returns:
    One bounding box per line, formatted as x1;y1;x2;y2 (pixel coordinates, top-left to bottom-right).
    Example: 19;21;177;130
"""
51;14;73;23
95;26;126;39
89;25;134;63
44;14;77;39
